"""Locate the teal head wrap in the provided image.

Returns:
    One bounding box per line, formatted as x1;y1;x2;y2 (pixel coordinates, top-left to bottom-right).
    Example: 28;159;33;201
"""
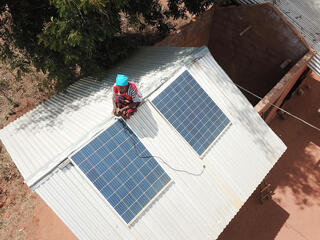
116;74;129;86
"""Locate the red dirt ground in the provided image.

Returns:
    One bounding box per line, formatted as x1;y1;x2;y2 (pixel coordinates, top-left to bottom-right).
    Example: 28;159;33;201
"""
23;197;76;240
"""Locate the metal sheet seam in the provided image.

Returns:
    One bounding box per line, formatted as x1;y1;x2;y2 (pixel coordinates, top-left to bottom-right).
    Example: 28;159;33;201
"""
27;116;115;187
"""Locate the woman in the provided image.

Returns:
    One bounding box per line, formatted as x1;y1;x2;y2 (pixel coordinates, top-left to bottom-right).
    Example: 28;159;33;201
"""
112;74;142;119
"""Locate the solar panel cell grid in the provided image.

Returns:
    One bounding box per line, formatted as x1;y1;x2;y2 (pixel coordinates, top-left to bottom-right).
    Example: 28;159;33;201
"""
71;120;171;224
152;70;230;156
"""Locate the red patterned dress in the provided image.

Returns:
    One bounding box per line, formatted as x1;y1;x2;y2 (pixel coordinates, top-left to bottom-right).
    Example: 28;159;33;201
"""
113;82;142;119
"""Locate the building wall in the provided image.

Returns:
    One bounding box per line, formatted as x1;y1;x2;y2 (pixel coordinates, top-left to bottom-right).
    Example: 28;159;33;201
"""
237;0;320;75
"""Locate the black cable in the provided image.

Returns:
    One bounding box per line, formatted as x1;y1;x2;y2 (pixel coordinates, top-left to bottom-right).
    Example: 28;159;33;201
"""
119;118;206;176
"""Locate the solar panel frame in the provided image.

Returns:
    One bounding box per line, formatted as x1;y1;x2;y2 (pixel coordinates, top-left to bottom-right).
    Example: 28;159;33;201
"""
69;119;172;226
149;67;231;158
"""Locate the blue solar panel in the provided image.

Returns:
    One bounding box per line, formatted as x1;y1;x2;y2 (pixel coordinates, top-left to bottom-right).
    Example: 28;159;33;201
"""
152;70;230;155
71;120;171;224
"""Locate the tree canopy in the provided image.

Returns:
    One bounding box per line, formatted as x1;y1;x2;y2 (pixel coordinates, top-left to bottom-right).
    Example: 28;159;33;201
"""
0;0;217;90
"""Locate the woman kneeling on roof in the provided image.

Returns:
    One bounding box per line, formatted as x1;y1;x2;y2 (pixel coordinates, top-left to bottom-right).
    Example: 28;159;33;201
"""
112;74;143;119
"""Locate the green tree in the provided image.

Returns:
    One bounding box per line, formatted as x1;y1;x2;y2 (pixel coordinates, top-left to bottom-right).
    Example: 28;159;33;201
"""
0;0;216;90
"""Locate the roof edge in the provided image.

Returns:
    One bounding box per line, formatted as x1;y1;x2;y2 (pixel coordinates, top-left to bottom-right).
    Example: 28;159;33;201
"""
27;116;115;187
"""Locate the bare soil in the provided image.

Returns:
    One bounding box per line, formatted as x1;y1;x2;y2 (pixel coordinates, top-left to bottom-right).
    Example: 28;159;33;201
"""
1;4;319;240
23;198;76;240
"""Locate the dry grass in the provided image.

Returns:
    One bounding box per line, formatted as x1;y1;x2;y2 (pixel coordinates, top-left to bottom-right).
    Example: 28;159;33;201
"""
0;62;55;239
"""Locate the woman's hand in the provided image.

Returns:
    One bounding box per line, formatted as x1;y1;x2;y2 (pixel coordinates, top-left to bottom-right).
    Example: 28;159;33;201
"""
113;107;122;116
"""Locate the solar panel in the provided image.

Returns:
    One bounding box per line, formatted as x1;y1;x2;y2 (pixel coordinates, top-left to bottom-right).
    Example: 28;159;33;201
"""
70;120;171;224
152;70;230;156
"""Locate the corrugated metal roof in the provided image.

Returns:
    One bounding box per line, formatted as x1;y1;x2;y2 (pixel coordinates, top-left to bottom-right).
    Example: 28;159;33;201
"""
1;46;286;239
237;0;320;75
28;47;286;240
0;47;196;185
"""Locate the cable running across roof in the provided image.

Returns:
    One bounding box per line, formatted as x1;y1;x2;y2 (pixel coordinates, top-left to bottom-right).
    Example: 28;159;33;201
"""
235;84;320;132
118;119;206;176
197;62;320;133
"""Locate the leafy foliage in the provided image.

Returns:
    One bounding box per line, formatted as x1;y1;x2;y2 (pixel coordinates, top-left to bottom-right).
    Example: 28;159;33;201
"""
167;0;216;19
0;0;217;90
